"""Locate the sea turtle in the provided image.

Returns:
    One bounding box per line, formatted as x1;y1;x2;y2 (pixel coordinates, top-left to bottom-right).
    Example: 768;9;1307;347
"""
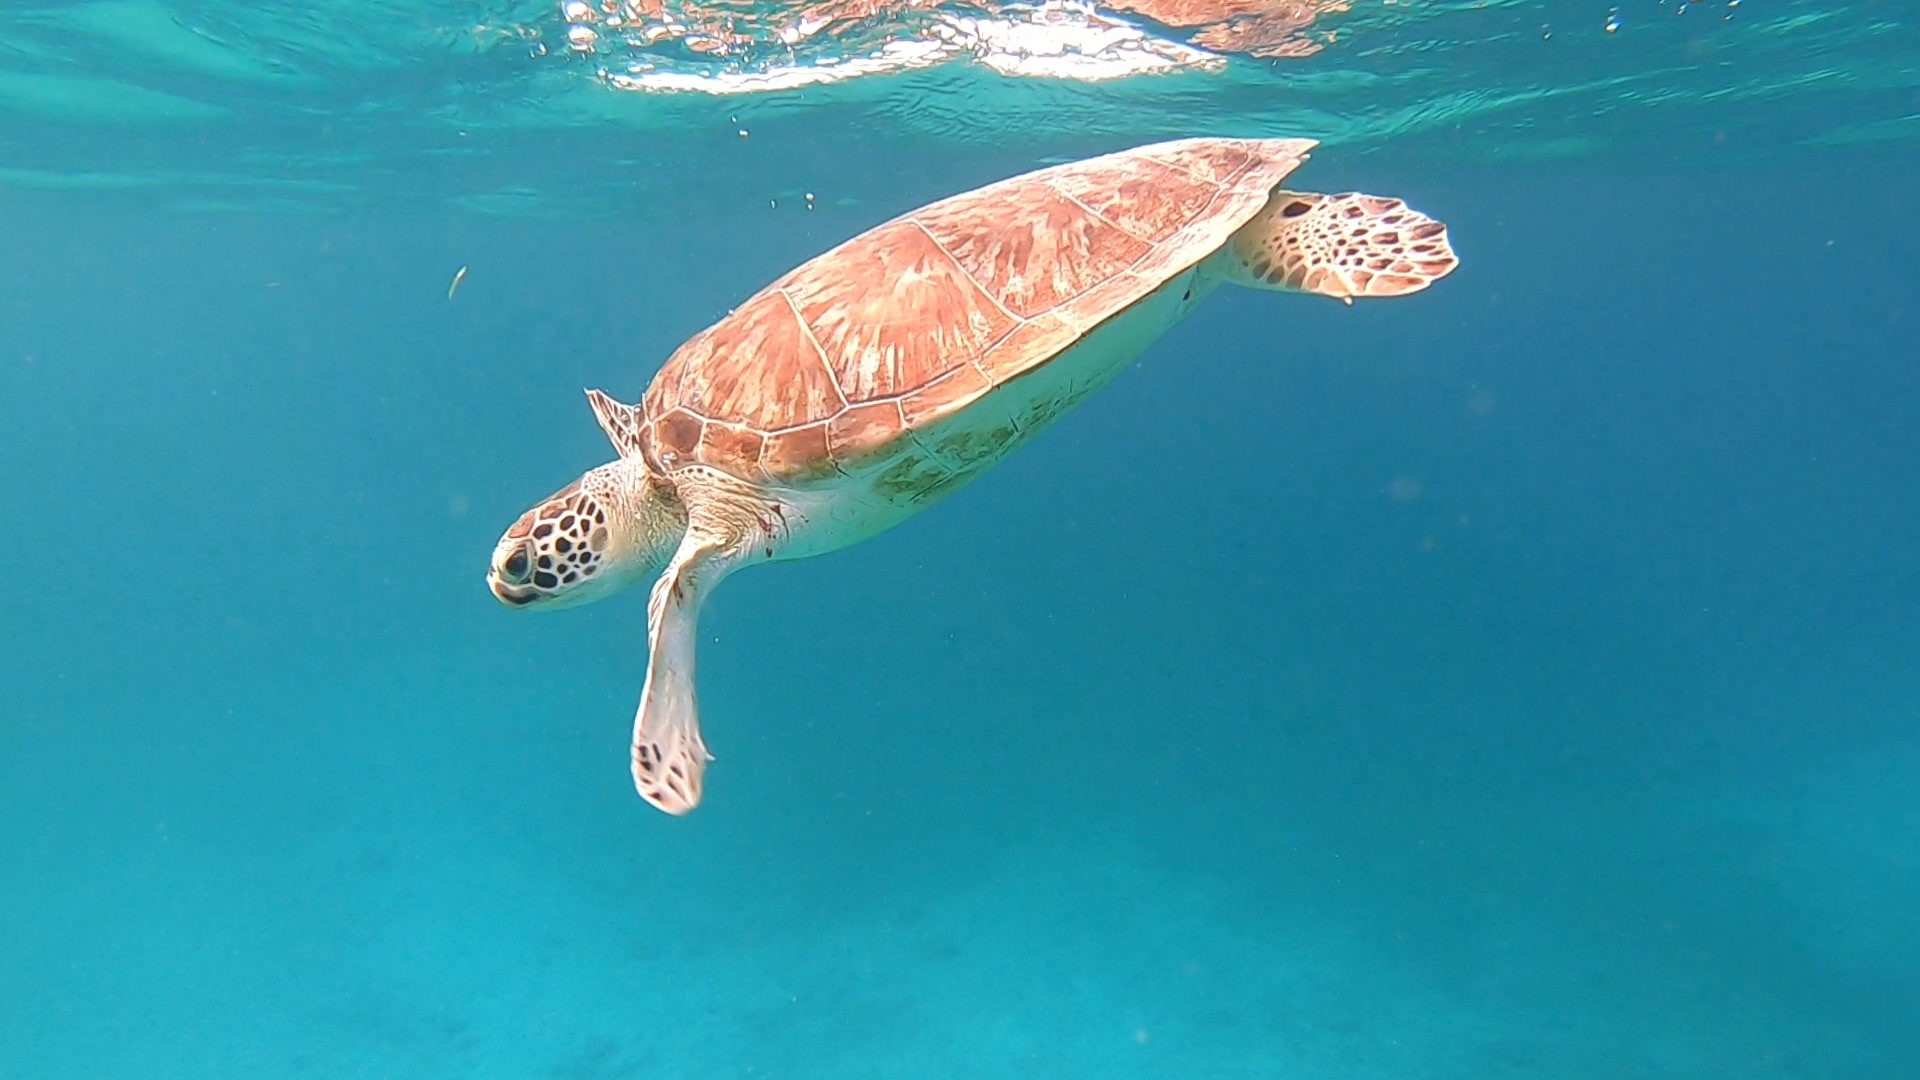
487;137;1458;815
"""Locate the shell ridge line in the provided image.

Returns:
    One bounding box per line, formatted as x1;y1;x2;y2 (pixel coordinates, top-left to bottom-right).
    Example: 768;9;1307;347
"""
776;285;851;412
1116;176;1241;281
969;356;1005;392
1147;143;1232;185
906;216;1025;329
1047;180;1160;246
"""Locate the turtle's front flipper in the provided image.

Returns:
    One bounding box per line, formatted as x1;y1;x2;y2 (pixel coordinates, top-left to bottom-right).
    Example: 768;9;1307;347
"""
1218;191;1458;304
631;533;729;814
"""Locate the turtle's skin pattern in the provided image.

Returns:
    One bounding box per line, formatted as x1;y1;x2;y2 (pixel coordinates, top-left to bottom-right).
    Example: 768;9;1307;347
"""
488;136;1460;815
494;477;610;594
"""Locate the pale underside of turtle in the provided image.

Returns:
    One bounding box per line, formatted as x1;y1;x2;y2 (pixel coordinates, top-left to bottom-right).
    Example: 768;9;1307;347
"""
487;136;1459;816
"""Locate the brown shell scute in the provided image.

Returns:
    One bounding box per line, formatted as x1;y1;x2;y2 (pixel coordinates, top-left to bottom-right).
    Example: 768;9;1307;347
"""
639;137;1316;486
646;287;846;435
826;400;906;469
912;184;1153;319
782;219;1018;403
1142;138;1264;184
760;422;837;483
1045;154;1225;244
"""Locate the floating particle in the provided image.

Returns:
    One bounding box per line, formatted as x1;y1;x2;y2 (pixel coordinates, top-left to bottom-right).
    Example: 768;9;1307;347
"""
738;128;750;138
804;191;816;210
448;265;469;300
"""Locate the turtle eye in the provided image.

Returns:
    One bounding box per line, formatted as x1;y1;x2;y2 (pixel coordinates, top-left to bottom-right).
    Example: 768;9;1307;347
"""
501;545;532;583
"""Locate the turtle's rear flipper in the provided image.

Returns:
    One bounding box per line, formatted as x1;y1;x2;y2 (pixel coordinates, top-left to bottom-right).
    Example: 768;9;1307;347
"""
1216;191;1458;304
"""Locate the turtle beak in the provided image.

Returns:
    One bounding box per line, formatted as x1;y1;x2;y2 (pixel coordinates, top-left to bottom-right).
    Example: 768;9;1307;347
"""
488;573;537;608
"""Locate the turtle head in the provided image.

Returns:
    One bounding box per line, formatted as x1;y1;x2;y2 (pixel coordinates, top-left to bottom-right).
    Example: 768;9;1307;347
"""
487;456;685;611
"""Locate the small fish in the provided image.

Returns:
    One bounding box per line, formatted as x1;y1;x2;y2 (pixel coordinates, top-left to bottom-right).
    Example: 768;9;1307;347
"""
448;264;469;300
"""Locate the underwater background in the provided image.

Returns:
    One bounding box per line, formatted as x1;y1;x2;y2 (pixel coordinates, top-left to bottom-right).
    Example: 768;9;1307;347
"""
3;1;1917;1076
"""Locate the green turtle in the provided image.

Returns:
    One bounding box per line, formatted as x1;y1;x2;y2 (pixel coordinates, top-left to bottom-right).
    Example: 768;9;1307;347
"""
487;137;1458;815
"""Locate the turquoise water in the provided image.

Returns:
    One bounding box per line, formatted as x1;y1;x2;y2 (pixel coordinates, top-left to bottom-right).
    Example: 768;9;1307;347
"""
4;2;1918;1077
